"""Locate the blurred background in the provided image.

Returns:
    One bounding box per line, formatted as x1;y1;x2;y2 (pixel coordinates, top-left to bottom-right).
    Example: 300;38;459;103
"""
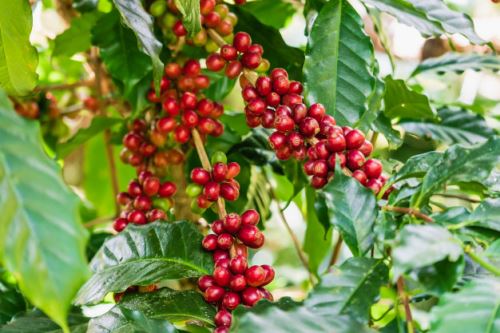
28;0;500;305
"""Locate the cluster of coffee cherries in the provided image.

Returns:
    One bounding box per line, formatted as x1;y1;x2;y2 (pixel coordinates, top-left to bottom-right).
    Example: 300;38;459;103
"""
121;118;184;173
150;0;237;53
199;210;273;333
113;171;177;232
206;32;270;79
189;161;241;209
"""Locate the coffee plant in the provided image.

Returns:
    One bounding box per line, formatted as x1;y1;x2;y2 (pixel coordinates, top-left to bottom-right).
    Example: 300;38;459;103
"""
0;0;499;332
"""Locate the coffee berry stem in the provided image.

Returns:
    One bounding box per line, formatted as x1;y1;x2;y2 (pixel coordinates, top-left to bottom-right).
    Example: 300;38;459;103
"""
191;128;228;219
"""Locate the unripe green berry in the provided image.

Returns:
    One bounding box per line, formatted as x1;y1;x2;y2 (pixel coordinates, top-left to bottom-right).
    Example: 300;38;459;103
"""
153;197;172;211
205;39;219;53
191;200;206;214
192;29;208;46
150;0;166;17
162;13;177;28
256;59;270;73
211;151;227;164
186;183;203;197
223;33;234;44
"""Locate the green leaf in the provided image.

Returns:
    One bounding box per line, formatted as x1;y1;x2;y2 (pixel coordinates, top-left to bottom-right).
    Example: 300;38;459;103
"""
86;232;112;261
415;257;465;295
53;13;99;57
230;298;375;333
372;113;403;150
361;0;484;44
75;221;213;305
202;70;236;102
92;10;153;98
88;288;215;331
0;1;38;96
465;198;500;232
430;277;500;333
412;137;500;207
401;107;496;145
303;0;375;126
383;76;436;120
112;0;164;92
411;53;500;77
392;225;463;279
57;116;122;158
305;258;388;322
241;0;295;29
73;0;98;12
174;0;201;37
0;308;88;333
389;151;442;184
233;6;305;80
0;283;26;325
320;163;377;256
0;91;89;330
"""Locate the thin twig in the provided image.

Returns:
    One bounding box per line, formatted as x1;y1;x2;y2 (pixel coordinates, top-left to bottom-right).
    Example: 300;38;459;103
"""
383;205;433;223
397;276;414;333
191;128;227;219
90;47;120;214
265;175;312;282
329;234;343;266
464;246;500;276
433;193;481;204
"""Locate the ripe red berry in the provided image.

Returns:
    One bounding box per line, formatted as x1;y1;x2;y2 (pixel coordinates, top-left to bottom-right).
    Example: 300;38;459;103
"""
113;218;128;232
352;169;368;185
174;125;191;143
141;177;159;196
275;145;292;160
204;182;221;201
183;59;201;77
359;140;373;157
158;182;176;197
299;117;320;137
215;326;229;333
220;182;239;201
225;60;243;79
233;32;252;52
266;92;281;107
273;76;289;95
212;219;224;235
274;115;295;133
363;159;382;179
200;0;215;15
214;309;232;327
292;104;308;123
204;285;225;303
222;292;240;310
245;265;266;287
133;195;152;211
128;210;147;224
289;81;303;94
256;76;272;96
261;265;275;286
213;250;229;262
311;176;327;189
270;68;288;80
241;52;262;69
366;178;382;193
202;234;218;251
217;233;234;250
216;18;233;36
345;129;365;150
181;92;197;110
123;133;142;151
230;255;248;274
191;168;211;185
116;192;131;206
182;110;199;128
241;287;263;306
226;162;241;179
346;150;366;171
223;213;242;233
229;274;247;291
147;209;166;222
220;45;238;61
308;103;326;121
128;181;142;197
282;93;303;107
207;53;226;72
242;86;259;101
238;225;258;245
241;209;259;226
247;98;267;115
313;160;329;177
261;110;275;128
213;266;231;286
173;20;187;36
326;133;346;152
248;44;264;55
203;12;221;28
198;275;216;292
164;63;182;79
314;141;330;160
163;97;181;116
157;117;177;133
303;160;315;176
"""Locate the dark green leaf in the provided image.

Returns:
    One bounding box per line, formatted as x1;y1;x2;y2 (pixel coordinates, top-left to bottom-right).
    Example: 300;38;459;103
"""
0;91;89;330
412;137;500;207
392;225;463;279
0;1;38;95
282;159;308;201
305;258;388;322
57;116;122;158
430;277;500;333
303;0;375;126
53;13;99;57
92;10;153;98
383;76;436;120
464;198;500;232
0;283;26;325
88;288;215;332
241;0;295;29
230;298;375;333
233;6;305;80
320;163;377;256
112;0;164;91
415;257;465;295
86;232;112;261
361;0;484;44
372;113;403;149
174;0;201;37
389;151;442;184
73;0;98;12
202;70;236;102
228;129;276;166
401;107;496;145
411;53;500;77
0;308;88;333
75;221;213;304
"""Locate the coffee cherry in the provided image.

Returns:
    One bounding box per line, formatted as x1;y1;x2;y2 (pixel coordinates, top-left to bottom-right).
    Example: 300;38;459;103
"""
313;160;329;177
147;209;166;222
229;274;247;291
345;129;365;150
113;218;128;232
123;133;142;151
274;115;295;133
220;45;238;61
157;117;176;133
256;76;272;96
225;60;243;79
231;243;248;258
346;150;366;171
128;181;143;197
174;125;191;143
183;59;201;77
216;18;233;36
214;309;232;327
241;287;263;306
247;98;266;114
363;159;382;179
242;86;259;101
352;169;368;185
269;132;287;150
214;327;229;333
213;250;230;262
212;162;228;182
198;118;216;134
215;258;230;269
273;76;289;95
181;92;197;110
282;93;303;107
223;213;241;233
226;162;240;179
261;265;275;286
308;103;326;121
212;219;224;235
164;63;182;79
173;20;187;36
261;110;275;128
207;53;226;71
289;81;303;94
128;210;147;224
158;182;176;197
245;265;266;287
134;195;152;211
217;233;234;250
200;0;215;15
204;182;221;201
241;52;262;69
198;275;216;292
213;266;231;286
233;32;252;52
275;145;292;160
163;97;181;116
202;234;218;251
270;68;288;80
314;141;330;160
366;178;382;193
204;11;221;28
299;117;320;137
238;225;258;245
204;285;225;303
220;182;239;201
241;209;259;226
326;133;346;152
311;176;327;189
222;292;240;310
230;255;248;274
191;168;211;185
266;92;281;107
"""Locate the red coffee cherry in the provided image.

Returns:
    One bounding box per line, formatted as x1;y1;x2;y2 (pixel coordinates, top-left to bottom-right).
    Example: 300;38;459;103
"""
308;103;326;121
270;68;288;80
221;45;238;61
147;209;166;222
229;274;247;291
346;150;366;171
198;275;216;292
363;159;382;179
213;250;230;262
225;60;243;79
299;117;320;137
352;169;368;185
245;265;266;287
241;209;260;226
241;287;263;306
256;76;272;96
128;210;147;225
311;176;327;189
164;63;182;79
173;20;187;36
207;53;226;71
123;133;142;151
366;178;382;193
202;234;218;251
213;162;228;182
191;168;211;185
212;219;224;235
230;255;248;274
133;195;152;211
113;218;128;232
222;292;240;310
233;32;252;52
226;162;241;179
223;213;242;233
213;266;231;286
220;182;239;201
214;309;232;327
204;285;225;303
217;233;234;250
345;129;365;150
204;182;221;201
158;182;176;197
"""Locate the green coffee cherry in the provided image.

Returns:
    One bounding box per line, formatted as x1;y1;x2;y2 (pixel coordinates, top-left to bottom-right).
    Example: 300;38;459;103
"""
150;0;166;17
162;13;177;28
205;39;219;53
223;33;234;44
256;59;271;73
192;29;208;47
186;184;203;197
211;151;227;164
153;198;172;211
191;200;206;214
